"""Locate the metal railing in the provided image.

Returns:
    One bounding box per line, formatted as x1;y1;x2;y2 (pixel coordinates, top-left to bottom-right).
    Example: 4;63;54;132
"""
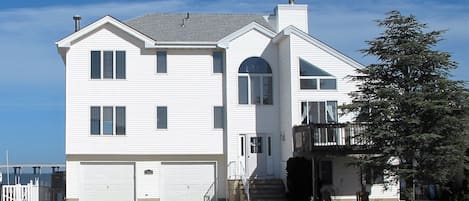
239;161;250;201
203;182;215;201
293;123;370;153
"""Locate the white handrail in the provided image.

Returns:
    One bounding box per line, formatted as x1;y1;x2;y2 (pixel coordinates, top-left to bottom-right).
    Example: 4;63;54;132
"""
239;161;250;201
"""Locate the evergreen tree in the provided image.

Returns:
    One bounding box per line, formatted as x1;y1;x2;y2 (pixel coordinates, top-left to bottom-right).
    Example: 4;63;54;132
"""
343;11;469;200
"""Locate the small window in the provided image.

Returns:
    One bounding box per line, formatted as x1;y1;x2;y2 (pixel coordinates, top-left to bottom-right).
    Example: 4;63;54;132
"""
213;51;223;73
116;51;126;79
91;51;101;79
238;76;249;104
103;107;113;135
157;106;167;129
115;107;126;135
103;51;114;79
214;106;224;129
320;79;337;90
90;106;101;135
240;137;245;156
300;79;317;89
268;137;271;156
250;137;263;153
157;51;167;73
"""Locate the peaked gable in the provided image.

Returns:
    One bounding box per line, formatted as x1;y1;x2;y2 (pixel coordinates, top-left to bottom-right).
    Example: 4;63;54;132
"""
273;25;364;69
56;15;156;49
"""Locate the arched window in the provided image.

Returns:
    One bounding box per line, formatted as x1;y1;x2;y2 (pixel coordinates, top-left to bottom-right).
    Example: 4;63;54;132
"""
238;57;273;105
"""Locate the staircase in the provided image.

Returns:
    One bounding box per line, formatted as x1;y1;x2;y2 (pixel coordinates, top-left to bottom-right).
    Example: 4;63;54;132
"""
240;179;288;201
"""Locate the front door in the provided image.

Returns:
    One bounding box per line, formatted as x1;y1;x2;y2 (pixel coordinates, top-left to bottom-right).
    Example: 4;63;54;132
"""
240;134;269;178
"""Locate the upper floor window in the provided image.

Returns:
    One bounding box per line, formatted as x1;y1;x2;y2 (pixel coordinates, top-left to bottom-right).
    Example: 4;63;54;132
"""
238;57;273;105
90;106;126;135
213;51;224;73
299;58;336;90
157;106;167;129
157;51;167;73
301;101;337;124
91;51;126;79
214;106;224;129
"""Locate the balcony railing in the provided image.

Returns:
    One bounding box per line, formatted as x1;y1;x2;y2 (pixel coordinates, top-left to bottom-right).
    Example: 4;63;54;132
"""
293;123;375;154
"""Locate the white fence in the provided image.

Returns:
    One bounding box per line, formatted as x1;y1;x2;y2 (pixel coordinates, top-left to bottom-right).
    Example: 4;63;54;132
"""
1;179;40;201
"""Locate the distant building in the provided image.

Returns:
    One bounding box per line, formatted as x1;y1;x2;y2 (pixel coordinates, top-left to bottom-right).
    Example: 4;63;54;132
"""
56;2;399;201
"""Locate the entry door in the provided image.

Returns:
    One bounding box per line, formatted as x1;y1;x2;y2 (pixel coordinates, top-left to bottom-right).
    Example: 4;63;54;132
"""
241;134;268;178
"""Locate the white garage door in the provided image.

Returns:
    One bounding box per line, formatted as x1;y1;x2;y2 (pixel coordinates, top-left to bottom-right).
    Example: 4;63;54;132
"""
80;163;135;201
161;163;215;201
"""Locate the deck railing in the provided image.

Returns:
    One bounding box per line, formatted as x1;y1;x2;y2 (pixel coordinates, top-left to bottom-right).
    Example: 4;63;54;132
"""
293;123;371;153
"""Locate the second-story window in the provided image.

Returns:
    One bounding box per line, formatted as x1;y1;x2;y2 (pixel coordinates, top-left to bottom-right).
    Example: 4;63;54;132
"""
156;51;167;73
238;57;273;105
214;106;224;129
90;50;126;79
90;106;126;135
299;58;336;90
157;106;167;129
213;51;224;73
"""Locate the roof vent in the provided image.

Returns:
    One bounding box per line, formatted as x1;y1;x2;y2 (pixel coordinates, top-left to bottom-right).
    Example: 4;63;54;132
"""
73;15;81;32
181;12;190;27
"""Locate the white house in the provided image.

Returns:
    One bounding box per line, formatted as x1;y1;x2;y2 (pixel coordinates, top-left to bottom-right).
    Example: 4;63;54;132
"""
56;2;399;201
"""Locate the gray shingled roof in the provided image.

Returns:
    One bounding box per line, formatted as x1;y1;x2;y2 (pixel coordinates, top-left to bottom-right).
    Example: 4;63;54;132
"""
125;13;274;42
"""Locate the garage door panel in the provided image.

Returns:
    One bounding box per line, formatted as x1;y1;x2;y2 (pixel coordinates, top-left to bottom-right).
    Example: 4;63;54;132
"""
161;163;215;201
80;163;135;201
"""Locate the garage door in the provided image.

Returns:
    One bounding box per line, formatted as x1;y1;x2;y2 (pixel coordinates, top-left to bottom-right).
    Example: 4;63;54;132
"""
80;163;135;201
161;163;215;201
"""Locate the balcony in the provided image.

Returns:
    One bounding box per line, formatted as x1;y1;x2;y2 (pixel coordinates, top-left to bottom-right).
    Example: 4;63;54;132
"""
293;123;376;155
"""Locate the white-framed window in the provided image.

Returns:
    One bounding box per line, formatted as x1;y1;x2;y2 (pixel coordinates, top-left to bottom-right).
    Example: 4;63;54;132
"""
213;51;224;73
90;106;126;135
238;57;273;105
214;106;224;129
157;106;167;129
299;58;336;90
91;50;126;79
156;51;167;73
301;101;338;124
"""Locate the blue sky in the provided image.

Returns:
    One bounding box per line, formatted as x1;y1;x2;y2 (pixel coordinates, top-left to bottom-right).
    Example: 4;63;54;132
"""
0;0;467;164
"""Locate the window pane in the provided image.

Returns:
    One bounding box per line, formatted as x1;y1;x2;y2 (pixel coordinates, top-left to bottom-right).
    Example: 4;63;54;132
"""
299;58;331;76
91;51;101;79
116;107;126;135
238;76;248;104
319;102;326;123
309;102;319;124
300;79;317;89
157;106;167;129
320;79;337;89
214;106;224;129
103;107;113;134
157;51;167;73
326;101;338;123
251;76;261;104
241;137;244;156
268;137;271;156
250;137;263;153
116;51;126;79
238;57;272;73
90;107;100;135
103;51;113;78
262;76;273;104
301;102;308;124
213;51;223;73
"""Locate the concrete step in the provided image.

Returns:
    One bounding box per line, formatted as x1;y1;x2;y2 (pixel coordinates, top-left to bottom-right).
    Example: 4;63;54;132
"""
239;179;287;201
